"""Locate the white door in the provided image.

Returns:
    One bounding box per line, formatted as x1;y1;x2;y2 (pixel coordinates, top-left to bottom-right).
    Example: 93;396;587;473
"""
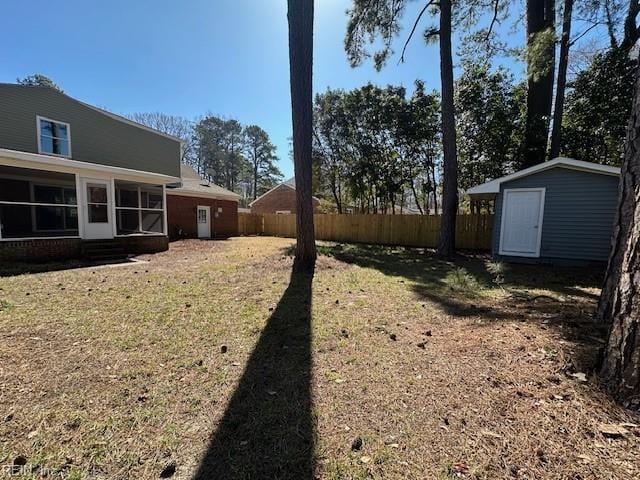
81;178;114;240
197;206;211;238
499;188;545;257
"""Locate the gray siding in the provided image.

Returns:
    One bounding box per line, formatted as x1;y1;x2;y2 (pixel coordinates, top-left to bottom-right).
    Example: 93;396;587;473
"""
492;167;619;263
0;84;181;177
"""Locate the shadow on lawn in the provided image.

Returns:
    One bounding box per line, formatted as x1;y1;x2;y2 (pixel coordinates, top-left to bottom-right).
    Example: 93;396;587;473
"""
0;258;136;278
314;242;611;374
316;243;609;364
193;268;315;480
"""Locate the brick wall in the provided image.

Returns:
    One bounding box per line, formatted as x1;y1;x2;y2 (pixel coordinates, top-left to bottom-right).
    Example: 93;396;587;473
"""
166;194;238;239
118;235;168;254
0;238;82;262
250;184;320;214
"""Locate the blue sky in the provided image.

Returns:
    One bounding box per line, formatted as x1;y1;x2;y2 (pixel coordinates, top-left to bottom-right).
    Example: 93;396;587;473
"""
0;0;526;178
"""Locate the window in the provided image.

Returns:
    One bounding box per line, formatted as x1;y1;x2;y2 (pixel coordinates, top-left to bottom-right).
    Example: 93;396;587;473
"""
0;166;78;239
37;117;71;157
86;183;109;224
33;184;78;231
115;181;164;235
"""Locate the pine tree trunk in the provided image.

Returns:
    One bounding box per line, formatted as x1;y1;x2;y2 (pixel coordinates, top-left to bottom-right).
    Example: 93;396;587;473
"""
287;0;317;270
548;0;573;160
523;0;556;168
598;56;640;407
437;0;458;258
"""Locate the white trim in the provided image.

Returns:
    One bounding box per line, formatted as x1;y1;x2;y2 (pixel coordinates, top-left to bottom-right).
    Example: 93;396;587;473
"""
0;200;77;208
75;174;84;238
166;188;239;202
0;235;80;242
0;148;181;184
498;188;546;258
162;185;168;236
36;115;72;158
467;158;621;196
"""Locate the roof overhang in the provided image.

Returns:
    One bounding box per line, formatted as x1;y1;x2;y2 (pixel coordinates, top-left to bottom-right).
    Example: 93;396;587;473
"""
467;157;620;197
0;148;181;184
166;187;240;202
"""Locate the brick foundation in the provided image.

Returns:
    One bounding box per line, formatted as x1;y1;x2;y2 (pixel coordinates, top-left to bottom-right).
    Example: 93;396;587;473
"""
117;235;169;254
0;235;168;263
167;194;238;239
0;238;82;262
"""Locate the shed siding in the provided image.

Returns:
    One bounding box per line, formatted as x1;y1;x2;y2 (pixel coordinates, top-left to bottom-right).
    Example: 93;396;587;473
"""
492;167;619;263
0;84;181;177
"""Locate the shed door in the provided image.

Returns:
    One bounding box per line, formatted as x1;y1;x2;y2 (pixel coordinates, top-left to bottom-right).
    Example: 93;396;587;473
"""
499;188;545;258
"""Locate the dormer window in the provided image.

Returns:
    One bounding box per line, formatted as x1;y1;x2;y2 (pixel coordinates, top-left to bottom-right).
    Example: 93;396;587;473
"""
37;116;71;157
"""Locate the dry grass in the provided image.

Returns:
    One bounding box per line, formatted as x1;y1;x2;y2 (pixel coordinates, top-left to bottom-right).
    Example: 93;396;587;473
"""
0;237;638;479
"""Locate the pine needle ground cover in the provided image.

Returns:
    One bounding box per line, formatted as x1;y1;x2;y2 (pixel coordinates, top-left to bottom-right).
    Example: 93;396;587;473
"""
0;237;638;479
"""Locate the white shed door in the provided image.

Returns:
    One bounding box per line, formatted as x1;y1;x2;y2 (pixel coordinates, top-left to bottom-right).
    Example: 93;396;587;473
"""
499;188;545;257
197;206;211;238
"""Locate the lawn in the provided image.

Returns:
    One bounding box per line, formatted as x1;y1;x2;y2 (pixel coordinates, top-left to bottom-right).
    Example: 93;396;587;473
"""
0;237;638;479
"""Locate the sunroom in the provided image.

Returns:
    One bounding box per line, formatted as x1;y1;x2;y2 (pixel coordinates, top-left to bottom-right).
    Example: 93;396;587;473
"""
0;148;181;262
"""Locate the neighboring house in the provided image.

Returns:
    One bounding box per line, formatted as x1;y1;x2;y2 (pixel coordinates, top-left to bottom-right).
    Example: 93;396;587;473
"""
249;178;320;214
0;83;183;262
166;165;239;239
467;157;620;265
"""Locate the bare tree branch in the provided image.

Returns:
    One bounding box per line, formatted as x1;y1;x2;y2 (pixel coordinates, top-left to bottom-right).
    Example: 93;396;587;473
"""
485;0;501;42
398;0;436;64
569;22;602;47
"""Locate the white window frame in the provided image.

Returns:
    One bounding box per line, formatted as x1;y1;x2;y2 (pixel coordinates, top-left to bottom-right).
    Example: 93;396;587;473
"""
0;174;79;240
114;183;165;235
498;187;546;258
36;115;72;158
30;182;79;233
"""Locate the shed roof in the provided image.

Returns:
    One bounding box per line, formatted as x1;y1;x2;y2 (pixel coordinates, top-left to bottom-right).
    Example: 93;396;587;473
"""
467;158;620;198
166;165;240;202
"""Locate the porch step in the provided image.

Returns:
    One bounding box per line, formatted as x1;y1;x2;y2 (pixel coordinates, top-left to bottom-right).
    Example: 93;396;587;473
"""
81;239;128;261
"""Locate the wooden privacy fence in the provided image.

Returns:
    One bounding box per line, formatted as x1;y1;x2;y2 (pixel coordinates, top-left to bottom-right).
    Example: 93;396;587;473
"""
238;213;494;250
237;213;263;236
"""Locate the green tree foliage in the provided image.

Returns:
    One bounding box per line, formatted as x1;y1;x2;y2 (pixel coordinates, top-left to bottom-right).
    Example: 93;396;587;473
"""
455;61;525;191
243;125;283;199
17;74;62;92
194;116;249;192
313;83;440;214
562;48;637;165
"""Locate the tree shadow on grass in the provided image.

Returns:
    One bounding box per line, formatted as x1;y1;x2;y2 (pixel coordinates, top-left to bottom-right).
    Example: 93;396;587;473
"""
315;242;608;370
193;268;315;480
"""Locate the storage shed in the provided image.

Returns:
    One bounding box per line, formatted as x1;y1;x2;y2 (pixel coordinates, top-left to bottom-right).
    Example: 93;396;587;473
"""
467;158;620;265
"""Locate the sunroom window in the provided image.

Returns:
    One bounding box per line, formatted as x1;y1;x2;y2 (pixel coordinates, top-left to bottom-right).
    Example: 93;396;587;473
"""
0;165;78;239
38;117;71;157
115;181;164;235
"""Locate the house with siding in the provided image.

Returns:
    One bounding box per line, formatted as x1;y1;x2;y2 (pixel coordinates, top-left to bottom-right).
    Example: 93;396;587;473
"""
166;165;239;239
249;178;320;214
467;157;620;265
0;83;183;262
